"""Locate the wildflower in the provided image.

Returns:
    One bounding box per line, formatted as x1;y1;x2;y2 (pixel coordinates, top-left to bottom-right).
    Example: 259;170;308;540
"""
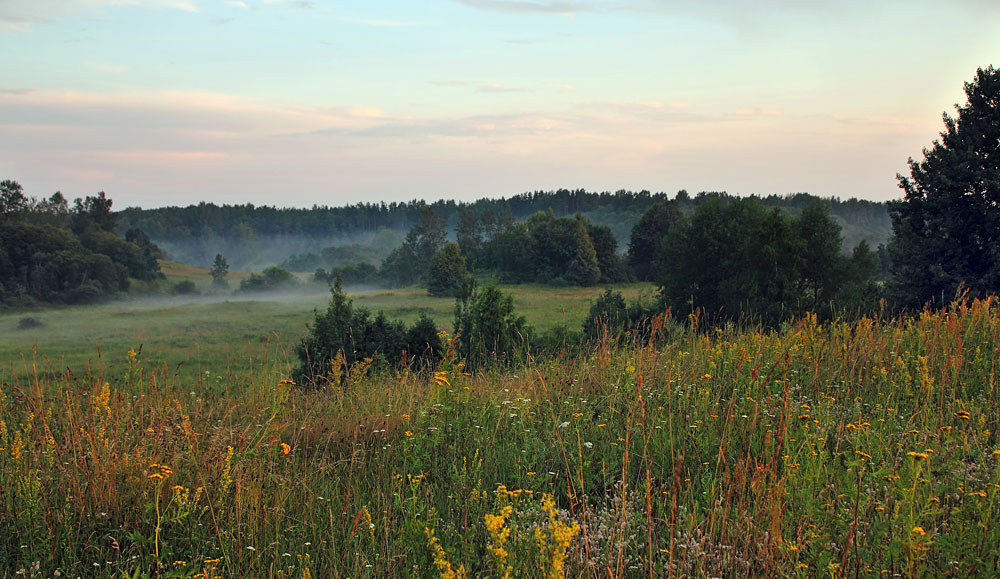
583;442;593;449
425;527;466;579
854;451;872;461
173;561;187;567
992;449;1000;456
967;490;987;498
955;410;971;420
280;443;291;455
279;379;296;386
597;424;607;428
702;374;712;380
405;431;414;437
402;414;411;421
148;473;164;480
912;526;926;536
907;451;929;461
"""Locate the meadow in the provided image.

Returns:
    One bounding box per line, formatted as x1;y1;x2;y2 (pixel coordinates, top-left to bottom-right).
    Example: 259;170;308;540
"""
0;265;654;384
2;288;1000;577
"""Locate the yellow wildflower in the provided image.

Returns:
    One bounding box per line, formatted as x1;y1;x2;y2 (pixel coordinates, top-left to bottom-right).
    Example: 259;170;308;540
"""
280;443;291;455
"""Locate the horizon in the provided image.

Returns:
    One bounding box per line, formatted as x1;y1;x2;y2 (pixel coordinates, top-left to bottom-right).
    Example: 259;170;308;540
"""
2;1;997;209
112;187;891;213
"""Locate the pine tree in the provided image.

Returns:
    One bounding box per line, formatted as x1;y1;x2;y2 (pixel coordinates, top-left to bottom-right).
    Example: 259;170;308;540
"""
888;66;1000;308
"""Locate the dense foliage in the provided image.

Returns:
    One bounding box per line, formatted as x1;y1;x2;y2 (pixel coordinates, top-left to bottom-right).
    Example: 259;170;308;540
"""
453;279;531;370
0;181;161;306
115;189;891;272
656;196;879;326
237;266;296;293
888;65;1000;309
294;276;442;386
427;242;469;297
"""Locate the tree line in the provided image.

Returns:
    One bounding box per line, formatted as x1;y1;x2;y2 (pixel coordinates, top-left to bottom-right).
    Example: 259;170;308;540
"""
290;64;1000;385
1;182;162;306
116;189;891;270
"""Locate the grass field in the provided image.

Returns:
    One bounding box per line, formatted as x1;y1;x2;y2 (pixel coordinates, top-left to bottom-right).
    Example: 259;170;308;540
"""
2;281;1000;577
0;276;654;384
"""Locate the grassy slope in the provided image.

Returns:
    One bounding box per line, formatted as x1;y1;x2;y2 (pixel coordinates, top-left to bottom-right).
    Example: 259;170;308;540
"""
1;298;1000;577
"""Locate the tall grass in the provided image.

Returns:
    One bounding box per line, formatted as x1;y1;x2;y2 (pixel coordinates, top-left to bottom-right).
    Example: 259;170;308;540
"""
2;298;999;577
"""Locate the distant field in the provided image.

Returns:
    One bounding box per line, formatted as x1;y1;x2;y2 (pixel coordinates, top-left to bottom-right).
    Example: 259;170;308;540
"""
0;279;655;382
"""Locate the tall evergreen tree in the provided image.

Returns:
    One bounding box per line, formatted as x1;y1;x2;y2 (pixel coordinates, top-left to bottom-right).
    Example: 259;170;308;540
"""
887;65;1000;308
627;199;682;281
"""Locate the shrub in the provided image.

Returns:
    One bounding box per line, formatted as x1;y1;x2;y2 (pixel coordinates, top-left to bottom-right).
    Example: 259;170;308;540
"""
294;275;442;387
170;280;198;295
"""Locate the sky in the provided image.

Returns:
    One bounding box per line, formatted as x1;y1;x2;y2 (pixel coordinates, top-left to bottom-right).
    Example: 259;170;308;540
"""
1;1;997;209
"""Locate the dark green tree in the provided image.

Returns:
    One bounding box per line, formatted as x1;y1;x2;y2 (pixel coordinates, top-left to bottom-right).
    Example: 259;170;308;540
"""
71;192;115;234
379;243;419;287
627;199;682;281
657;196;803;326
406;207;447;278
454;280;530;369
455;209;482;270
0;180;29;221
796;200;846;314
427;242;469;297
887;65;1000;309
588;223;630;283
211;254;230;287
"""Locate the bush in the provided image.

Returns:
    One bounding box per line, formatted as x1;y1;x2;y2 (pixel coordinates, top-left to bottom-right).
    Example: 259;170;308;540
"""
294;275;442;387
170;280;198;295
454;279;531;370
239;266;296;293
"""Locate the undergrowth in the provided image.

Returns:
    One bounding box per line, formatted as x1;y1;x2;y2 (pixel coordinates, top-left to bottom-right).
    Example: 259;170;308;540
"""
2;299;1000;577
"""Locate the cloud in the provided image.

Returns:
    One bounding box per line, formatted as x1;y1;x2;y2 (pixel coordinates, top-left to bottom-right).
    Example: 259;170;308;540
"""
348;17;418;27
730;106;782;117
90;0;201;13
451;0;596;15
476;83;525;93
546;82;577;92
0;88;37;95
1;0;199;31
430;80;526;93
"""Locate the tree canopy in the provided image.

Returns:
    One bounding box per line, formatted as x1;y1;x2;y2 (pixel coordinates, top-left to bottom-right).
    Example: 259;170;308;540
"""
0;180;162;306
656;195;879;326
887;65;1000;309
